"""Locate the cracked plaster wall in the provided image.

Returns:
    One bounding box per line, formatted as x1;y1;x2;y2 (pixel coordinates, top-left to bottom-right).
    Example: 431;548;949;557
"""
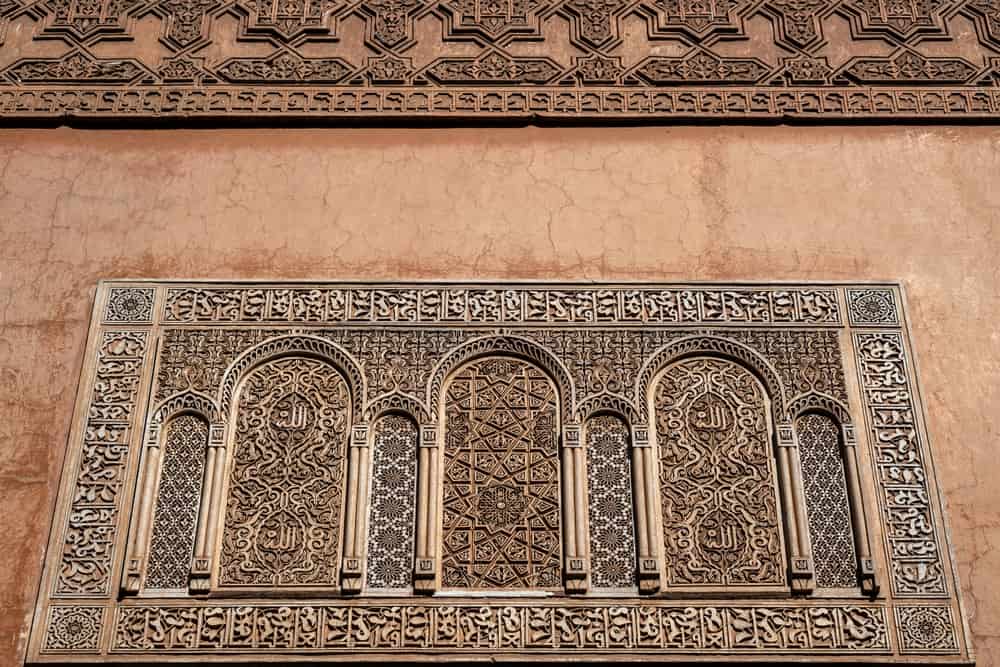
0;126;997;667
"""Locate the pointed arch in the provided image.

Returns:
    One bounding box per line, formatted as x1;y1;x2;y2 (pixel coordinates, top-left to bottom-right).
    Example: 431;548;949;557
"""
637;335;788;421
365;391;431;424
788;391;852;424
219;334;366;418
576;391;640;425
427;334;576;422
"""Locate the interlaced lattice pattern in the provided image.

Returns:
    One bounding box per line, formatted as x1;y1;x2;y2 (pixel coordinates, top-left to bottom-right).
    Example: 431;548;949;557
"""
146;415;209;590
586;414;637;589
797;413;858;588
441;357;562;590
365;415;418;590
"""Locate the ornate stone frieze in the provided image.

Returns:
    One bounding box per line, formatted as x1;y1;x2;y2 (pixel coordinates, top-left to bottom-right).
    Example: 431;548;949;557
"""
162;286;842;325
4;0;1000;119
27;282;971;664
110;603;892;652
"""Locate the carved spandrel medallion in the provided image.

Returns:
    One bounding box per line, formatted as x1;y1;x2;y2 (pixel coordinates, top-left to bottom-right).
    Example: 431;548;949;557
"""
220;356;350;587
655;357;786;589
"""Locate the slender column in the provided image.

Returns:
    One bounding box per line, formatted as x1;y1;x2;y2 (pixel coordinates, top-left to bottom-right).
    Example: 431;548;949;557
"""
413;425;438;593
842;423;879;596
190;422;225;593
631;425;661;594
340;424;369;594
122;423;162;594
777;422;814;593
562;424;587;593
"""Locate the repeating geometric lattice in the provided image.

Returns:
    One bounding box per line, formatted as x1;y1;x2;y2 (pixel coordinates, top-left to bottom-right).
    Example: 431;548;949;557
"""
797;413;857;589
220;357;350;587
441;357;562;590
365;415;418;590
145;415;209;591
655;357;786;589
586;414;637;590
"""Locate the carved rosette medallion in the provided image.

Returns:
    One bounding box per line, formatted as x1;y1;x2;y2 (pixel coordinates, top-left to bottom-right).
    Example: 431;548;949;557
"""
848;288;900;326
104;287;155;323
655;357;786;588
896;606;959;653
42;606;103;652
220;357;350;587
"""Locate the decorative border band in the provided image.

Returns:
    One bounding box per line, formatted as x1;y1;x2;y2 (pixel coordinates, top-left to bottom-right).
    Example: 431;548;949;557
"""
161;286;841;325
112;603;890;653
54;330;149;597
853;331;947;597
2;87;1000;120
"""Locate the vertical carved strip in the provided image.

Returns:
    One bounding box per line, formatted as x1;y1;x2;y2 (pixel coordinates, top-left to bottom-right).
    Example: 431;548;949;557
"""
563;423;586;592
56;330;149;597
854;332;946;596
631;425;660;593
414;425;437;593
777;423;815;592
122;423;161;594
365;415;418;591
341;424;369;593
189;426;223;593
841;424;878;595
585;414;637;590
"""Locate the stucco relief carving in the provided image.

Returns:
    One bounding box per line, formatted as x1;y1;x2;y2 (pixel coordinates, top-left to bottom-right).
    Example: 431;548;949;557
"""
6;0;1000;119
441;357;562;590
28;282;970;664
220;356;350;587
654;357;786;589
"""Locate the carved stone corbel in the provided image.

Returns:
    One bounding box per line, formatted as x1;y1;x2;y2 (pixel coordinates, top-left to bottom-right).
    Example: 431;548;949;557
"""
414;425;438;594
776;422;815;594
630;424;661;594
340;424;370;594
122;422;162;595
841;423;879;596
562;423;588;593
189;422;226;594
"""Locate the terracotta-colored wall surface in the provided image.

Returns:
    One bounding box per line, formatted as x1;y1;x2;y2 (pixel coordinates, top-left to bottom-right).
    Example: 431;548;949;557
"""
0;126;997;667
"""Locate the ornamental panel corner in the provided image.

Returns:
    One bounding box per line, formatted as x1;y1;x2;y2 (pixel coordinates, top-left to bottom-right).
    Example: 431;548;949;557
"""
27;281;972;665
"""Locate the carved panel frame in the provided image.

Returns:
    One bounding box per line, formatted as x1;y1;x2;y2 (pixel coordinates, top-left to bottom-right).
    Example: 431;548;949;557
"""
26;281;973;664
